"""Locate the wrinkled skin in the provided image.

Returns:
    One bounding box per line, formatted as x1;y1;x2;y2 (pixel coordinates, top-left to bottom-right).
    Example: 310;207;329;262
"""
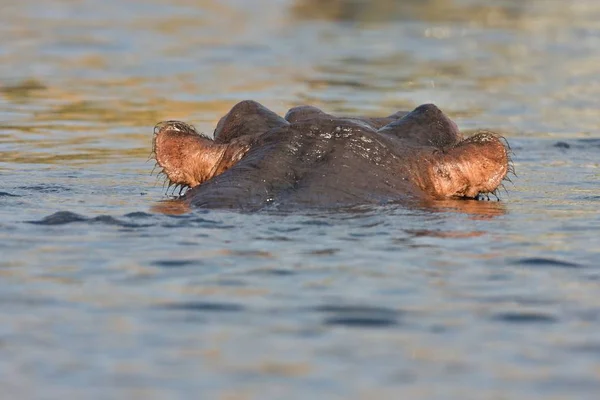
152;100;512;210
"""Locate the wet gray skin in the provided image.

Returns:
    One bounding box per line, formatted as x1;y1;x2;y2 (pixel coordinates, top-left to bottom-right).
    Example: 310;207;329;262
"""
153;100;512;210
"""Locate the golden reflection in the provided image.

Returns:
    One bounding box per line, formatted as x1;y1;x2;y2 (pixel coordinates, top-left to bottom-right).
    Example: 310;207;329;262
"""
151;198;191;215
46;100;158;125
0;144;150;164
0;78;47;102
420;198;507;219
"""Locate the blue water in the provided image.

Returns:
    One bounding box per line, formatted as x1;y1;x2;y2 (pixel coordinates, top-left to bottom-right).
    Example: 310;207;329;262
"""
1;0;599;399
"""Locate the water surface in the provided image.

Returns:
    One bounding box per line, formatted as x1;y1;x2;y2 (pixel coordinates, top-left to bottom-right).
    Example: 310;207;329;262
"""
1;0;599;399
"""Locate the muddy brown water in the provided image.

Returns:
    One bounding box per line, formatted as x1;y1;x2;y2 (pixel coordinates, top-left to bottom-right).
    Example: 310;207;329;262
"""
1;0;599;399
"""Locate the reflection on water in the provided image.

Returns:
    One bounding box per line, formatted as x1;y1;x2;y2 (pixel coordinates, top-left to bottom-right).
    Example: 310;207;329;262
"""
292;0;528;24
152;197;507;220
419;198;507;219
151;198;191;215
1;0;600;398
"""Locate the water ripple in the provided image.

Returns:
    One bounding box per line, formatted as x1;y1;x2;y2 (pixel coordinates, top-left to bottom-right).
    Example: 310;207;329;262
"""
159;301;245;312
513;257;584;269
312;304;401;328
491;311;558;324
27;211;155;228
18;184;71;193
151;260;203;268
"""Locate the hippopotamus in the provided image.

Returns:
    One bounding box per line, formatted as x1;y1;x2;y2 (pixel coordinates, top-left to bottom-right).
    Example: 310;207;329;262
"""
152;100;512;210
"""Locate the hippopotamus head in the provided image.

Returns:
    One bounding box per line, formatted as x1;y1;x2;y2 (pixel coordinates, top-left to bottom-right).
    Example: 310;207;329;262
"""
152;100;512;210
